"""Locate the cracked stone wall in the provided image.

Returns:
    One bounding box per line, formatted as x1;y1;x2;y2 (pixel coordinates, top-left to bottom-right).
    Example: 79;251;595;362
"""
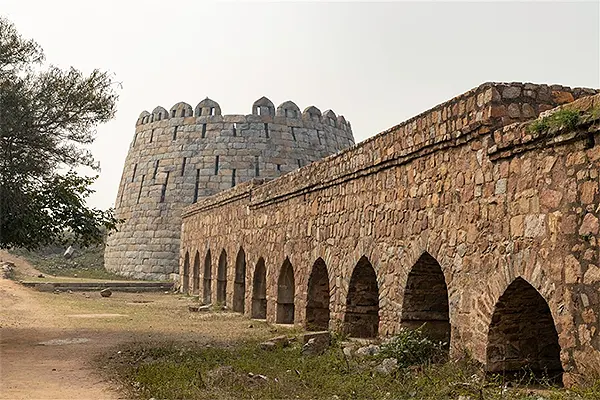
105;98;354;280
180;83;600;385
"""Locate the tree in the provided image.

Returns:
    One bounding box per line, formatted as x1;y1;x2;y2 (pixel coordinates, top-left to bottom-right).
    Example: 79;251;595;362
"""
0;17;121;249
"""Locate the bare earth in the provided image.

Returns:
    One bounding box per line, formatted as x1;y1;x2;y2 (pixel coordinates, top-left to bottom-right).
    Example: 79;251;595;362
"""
0;252;274;400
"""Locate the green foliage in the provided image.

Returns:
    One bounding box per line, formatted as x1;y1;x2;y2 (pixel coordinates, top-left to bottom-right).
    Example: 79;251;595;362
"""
9;243;128;280
100;340;600;400
378;327;447;368
0;17;122;249
527;109;581;134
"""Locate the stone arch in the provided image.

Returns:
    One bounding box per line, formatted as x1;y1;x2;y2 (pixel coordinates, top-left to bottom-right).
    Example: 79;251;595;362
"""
152;106;168;121
252;96;275;116
305;257;330;331
400;252;450;344
486;277;562;383
344;256;379;338
276;100;300;118
217;249;227;304
203;250;212;304
182;251;190;294
233;247;246;313
323;109;337;127
302;105;321;122
137;111;150;126
192;251;200;295
195;98;221;117
170;102;193;118
251;257;267;319
276;258;295;324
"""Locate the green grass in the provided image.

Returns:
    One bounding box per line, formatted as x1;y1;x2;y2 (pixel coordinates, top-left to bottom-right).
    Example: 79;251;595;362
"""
527;109;582;134
9;244;130;280
99;339;600;400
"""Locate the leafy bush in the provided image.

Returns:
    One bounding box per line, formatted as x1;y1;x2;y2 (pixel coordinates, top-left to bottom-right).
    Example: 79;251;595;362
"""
378;327;447;368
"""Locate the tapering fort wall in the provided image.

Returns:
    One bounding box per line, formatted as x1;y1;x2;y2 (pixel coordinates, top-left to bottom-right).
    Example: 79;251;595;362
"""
180;82;600;385
105;97;354;280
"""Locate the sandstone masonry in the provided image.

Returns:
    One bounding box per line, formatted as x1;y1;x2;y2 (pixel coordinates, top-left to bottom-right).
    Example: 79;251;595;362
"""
105;97;354;280
180;82;600;386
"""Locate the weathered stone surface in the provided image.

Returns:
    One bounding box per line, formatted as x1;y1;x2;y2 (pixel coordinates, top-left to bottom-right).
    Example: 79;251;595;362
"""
267;335;290;347
259;341;276;351
524;214;546;238
1;262;15;279
178;86;600;386
302;337;329;356
355;344;380;358
579;213;599;236
302;331;331;345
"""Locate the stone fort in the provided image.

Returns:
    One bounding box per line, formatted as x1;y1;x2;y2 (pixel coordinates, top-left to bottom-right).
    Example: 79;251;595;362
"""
109;82;600;386
105;97;354;279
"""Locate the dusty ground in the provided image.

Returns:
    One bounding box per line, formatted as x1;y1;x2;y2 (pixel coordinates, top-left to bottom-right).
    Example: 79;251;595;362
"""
0;253;275;399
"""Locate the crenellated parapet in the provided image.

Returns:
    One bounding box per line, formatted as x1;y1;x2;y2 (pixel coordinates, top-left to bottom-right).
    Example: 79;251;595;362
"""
105;96;355;281
135;97;353;132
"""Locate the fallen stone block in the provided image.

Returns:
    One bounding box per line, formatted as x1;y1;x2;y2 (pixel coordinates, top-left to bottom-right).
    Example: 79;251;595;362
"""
100;288;112;298
375;358;398;375
259;341;276;351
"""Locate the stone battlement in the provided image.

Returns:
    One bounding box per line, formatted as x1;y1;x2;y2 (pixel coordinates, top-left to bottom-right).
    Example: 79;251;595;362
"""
135;97;352;132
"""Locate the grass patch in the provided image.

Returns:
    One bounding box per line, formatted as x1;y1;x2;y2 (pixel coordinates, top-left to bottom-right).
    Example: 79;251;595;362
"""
527;109;581;134
100;339;600;400
9;244;128;280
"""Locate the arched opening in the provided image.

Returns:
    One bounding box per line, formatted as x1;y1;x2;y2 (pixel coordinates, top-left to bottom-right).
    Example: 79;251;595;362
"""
276;258;295;324
217;250;227;304
203;250;212;304
251;258;267;319
400;252;450;344
486;277;562;384
233;248;246;313
192;251;200;295
344;256;379;338
306;258;330;331
182;252;190;294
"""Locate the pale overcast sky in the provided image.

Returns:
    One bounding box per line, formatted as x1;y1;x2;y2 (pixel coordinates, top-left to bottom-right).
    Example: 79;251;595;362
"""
3;1;599;210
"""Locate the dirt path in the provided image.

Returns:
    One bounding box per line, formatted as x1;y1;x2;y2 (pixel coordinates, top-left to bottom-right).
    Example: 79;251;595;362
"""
0;272;121;399
0;253;273;400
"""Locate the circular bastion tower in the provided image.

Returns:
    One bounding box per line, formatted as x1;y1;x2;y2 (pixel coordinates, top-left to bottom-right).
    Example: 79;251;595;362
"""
105;96;355;280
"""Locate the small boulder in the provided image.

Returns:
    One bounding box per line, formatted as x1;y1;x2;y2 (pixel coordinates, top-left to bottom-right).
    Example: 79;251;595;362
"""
302;338;328;356
248;372;268;382
375;358;398;375
259;341;277;351
268;335;290;347
63;246;75;259
1;262;15;279
189;304;211;312
301;331;331;356
342;347;353;358
100;288;112;298
355;344;380;358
